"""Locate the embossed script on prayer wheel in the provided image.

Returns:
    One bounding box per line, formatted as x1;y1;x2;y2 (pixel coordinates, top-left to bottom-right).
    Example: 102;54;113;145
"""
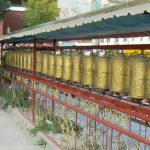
145;60;150;99
94;57;109;89
71;55;81;83
14;52;17;68
20;52;23;69
26;52;32;71
5;52;8;66
110;57;125;93
129;58;146;99
62;55;71;80
16;52;20;68
8;52;12;67
10;51;14;67
125;59;130;92
42;52;48;75
48;54;55;77
36;51;42;73
55;55;62;78
12;51;15;67
23;53;27;70
81;56;94;86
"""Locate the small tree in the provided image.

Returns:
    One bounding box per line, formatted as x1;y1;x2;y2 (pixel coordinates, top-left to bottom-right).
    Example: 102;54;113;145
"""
24;0;60;27
0;0;11;20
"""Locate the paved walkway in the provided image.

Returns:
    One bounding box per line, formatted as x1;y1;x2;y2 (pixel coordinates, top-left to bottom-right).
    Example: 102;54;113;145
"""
0;109;43;150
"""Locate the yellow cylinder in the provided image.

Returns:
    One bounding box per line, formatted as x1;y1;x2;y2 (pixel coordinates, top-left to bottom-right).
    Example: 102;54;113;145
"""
8;52;12;67
16;52;20;68
71;55;81;83
125;59;130;92
14;52;17;68
26;52;33;71
129;58;146;99
62;55;71;80
23;52;27;70
55;55;62;78
145;60;150;99
48;54;55;77
20;52;23;69
11;51;15;67
94;57;109;89
110;57;126;93
81;56;94;86
5;52;8;66
42;52;48;75
36;51;42;73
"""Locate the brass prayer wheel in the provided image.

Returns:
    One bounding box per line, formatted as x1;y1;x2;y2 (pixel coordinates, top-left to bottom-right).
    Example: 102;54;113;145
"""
42;52;48;75
11;51;15;67
9;51;13;67
19;52;23;69
36;51;42;73
145;60;150;99
81;55;94;86
94;56;109;89
48;54;55;77
16;52;20;68
55;54;62;78
62;54;71;80
23;52;27;70
14;52;17;68
8;52;12;66
110;56;126;93
125;59;130;92
71;55;81;83
5;52;8;66
26;51;33;71
129;58;146;99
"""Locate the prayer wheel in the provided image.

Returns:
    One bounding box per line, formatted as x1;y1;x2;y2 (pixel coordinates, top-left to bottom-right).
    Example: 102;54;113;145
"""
19;52;23;69
94;56;109;89
62;54;71;80
11;51;15;67
125;59;130;92
5;52;8;66
42;52;48;75
14;52;17;68
48;54;55;77
16;52;20;68
110;56;126;93
8;51;12;67
23;52;27;70
71;55;81;83
55;54;62;78
129;58;146;99
36;51;42;73
26;51;33;71
81;55;94;86
145;60;150;99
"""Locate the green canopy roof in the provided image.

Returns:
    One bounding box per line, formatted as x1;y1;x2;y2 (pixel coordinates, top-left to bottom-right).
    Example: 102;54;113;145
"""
1;0;150;43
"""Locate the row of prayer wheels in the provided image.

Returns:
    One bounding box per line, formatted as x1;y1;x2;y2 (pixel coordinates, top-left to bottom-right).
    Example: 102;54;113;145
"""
5;51;33;71
4;51;150;100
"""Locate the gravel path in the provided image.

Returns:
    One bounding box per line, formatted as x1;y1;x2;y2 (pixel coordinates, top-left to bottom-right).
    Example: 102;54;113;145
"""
0;109;43;150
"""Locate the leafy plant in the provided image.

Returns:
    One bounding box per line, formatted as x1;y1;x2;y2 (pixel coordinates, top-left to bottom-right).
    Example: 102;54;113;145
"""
0;0;11;20
23;0;60;27
0;86;13;108
36;138;47;147
0;85;31;109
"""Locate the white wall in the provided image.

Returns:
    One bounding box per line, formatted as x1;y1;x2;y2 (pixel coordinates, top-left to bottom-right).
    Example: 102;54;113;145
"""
58;0;91;19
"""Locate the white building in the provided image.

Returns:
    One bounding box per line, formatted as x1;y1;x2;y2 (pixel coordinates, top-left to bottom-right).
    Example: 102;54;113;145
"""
58;0;92;19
